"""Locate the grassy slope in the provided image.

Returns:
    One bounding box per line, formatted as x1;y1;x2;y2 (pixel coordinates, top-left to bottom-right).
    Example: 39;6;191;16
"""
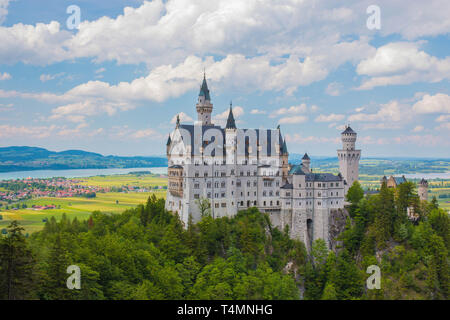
0;174;167;233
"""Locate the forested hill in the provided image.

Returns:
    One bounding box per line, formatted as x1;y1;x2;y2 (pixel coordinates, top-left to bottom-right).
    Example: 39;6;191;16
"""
0;182;448;300
0;146;167;172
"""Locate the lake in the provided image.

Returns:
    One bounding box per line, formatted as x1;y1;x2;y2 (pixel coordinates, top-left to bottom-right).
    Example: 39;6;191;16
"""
0;167;168;180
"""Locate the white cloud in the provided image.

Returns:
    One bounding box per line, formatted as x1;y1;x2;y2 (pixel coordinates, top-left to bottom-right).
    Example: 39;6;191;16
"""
325;82;342;96
436;114;450;122
0;71;11;80
412;125;424;132
412;93;450;114
348;100;412;128
0;124;57;139
315;113;345;122
40;72;65;82
131;128;161;139
285;133;339;144
250;109;266;114
213;106;244;126
0;0;12;25
95;68;106;74
269;103;320;118
278;115;308;124
356;42;450;90
171;112;193;124
435;122;450;131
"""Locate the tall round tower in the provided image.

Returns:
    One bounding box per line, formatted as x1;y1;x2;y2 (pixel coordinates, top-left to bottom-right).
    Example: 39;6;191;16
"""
418;178;428;201
337;125;361;194
196;74;213;125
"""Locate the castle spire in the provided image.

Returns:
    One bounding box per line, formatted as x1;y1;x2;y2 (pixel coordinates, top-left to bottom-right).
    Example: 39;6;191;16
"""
226;101;236;129
198;73;211;101
196;73;213;125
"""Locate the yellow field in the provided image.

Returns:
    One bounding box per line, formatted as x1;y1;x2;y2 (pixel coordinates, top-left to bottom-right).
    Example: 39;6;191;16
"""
0;174;167;234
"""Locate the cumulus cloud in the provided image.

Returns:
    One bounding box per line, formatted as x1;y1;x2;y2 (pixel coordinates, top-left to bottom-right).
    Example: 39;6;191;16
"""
278;115;308;124
325;82;343;96
412;125;424;132
269;103;319;118
40;72;65;82
250;109;266;114
348;100;412;129
212;106;244;126
171;112;194;124
285;133;339;144
412;93;450;114
0;71;11;80
0;0;12;25
315;113;345;122
356;42;450;90
131;128;162;139
436;114;450;122
0;124;57;139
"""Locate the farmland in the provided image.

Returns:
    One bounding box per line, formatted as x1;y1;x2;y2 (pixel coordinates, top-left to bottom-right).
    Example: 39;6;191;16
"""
0;166;449;234
0;173;167;234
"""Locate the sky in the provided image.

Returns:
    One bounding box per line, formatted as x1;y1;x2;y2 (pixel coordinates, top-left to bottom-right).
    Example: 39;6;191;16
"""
0;0;449;158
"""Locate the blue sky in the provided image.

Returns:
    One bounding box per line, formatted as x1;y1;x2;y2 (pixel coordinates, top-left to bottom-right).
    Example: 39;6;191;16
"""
0;0;449;157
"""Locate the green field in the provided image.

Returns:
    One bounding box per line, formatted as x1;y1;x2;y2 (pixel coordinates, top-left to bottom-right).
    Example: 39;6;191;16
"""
0;171;448;234
0;174;167;234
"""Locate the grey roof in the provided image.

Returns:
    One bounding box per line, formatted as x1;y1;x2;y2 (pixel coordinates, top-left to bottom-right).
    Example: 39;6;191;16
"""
281;183;293;189
419;178;428;184
169;165;183;169
177;124;282;156
226;106;236;129
393;176;407;185
302;153;310;160
305;173;343;182
199;76;211;101
341;126;356;134
258;164;271;168
289;165;305;175
166;135;171;146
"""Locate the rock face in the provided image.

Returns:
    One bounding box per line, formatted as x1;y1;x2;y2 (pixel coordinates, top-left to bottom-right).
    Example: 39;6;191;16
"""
328;208;350;252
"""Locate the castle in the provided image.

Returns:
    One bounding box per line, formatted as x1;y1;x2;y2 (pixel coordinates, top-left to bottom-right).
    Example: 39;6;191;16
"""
165;76;360;249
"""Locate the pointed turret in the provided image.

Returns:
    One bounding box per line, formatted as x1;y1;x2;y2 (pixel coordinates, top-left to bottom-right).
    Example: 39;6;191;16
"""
198;74;211;101
166;135;171;146
226;103;236;129
301;153;311;173
196;73;213;125
281;138;288;155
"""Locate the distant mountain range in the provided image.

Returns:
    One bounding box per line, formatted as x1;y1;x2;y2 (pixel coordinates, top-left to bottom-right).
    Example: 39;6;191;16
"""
0;147;448;175
0;146;167;172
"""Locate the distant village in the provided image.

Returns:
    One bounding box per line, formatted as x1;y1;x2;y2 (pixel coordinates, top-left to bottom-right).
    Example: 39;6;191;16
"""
0;176;167;209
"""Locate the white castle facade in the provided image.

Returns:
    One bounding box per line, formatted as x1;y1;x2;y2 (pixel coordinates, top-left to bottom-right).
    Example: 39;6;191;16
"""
165;77;360;249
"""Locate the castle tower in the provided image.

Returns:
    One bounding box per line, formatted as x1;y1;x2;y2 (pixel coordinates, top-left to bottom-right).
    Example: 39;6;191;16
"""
196;74;213;125
337;125;361;194
418;178;428;201
301;153;311;173
278;126;289;183
225;104;237;164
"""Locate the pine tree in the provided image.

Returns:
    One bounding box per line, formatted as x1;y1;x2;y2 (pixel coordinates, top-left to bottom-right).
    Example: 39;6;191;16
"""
0;221;36;300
